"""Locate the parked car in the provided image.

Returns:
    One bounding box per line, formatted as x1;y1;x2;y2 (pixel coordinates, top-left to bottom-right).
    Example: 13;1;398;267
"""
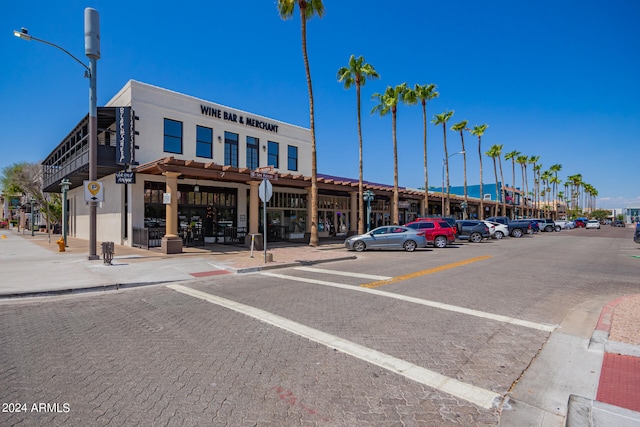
485;216;533;238
344;226;427;252
481;221;497;239
532;218;560;232
405;220;456;248
586;220;601;229
413;217;457;233
455;220;491;243
485;220;509;239
613;220;626;227
574;219;587;228
554;220;571;230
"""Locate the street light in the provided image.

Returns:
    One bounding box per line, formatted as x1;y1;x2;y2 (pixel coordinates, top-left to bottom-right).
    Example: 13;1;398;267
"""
60;179;71;247
14;8;100;260
30;196;35;236
363;190;375;232
441;151;465;217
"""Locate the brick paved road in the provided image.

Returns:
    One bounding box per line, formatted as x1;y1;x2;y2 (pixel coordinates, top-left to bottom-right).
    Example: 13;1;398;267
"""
1;228;637;426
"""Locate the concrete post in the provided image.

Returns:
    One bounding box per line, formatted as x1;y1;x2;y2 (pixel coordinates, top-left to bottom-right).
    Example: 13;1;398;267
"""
161;171;182;254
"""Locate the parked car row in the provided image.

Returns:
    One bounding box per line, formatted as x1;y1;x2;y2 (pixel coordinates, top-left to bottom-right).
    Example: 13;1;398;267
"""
344;215;612;252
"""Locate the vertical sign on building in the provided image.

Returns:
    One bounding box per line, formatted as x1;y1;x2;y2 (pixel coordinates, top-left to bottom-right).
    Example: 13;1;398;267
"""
116;106;135;165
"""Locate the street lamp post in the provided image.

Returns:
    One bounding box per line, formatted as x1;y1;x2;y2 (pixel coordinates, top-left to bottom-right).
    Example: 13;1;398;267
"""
60;179;71;247
30;197;35;236
363;190;375;232
14;7;100;260
441;151;465;217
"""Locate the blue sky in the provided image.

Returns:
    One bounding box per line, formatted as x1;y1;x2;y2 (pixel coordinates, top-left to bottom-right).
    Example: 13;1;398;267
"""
3;1;639;209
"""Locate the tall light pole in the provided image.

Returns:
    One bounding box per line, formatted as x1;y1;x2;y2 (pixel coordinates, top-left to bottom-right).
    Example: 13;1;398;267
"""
60;179;71;247
14;8;100;260
441;151;465;217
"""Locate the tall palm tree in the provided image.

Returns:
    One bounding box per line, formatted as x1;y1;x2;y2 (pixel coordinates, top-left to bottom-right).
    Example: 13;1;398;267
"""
549;164;562;217
541;169;552;215
450;120;469;218
549;176;561;218
516;155;530;217
496;145;506;216
485;144;502;217
277;0;325;246
470;124;488;219
528;156;540;217
337;55;379;233
504;150;520;219
567;174;583;214
432;110;455;216
371;83;410;225
533;163;542;216
404;83;439;217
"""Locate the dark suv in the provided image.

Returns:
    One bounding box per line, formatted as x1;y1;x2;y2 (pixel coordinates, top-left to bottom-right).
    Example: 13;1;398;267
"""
455;220;491;243
405;219;456;248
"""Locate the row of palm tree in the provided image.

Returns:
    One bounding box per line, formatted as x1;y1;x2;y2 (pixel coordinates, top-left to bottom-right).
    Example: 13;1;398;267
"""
278;0;596;246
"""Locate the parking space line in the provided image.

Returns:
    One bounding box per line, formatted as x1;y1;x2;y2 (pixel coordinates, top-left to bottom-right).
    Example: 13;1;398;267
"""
294;266;392;280
361;255;492;289
167;284;502;409
261;272;556;332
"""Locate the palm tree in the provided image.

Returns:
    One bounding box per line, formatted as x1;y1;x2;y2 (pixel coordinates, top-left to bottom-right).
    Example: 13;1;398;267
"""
495;145;506;216
528;156;540;216
371;83;410;225
516;155;529;217
504;150;520;219
549;176;561;218
404;83;439;217
337;55;379;233
277;0;325;246
533;163;542;216
432;110;455;216
549;164;562;217
451;120;469;218
541;169;552;216
470;124;488;219
485;144;502;217
567;174;583;214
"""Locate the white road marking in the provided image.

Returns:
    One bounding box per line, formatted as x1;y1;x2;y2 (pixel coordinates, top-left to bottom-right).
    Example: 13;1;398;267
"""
167;284;502;409
261;272;556;332
294;266;392;280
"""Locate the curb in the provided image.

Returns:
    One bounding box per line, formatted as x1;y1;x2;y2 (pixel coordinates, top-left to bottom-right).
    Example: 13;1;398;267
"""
568;295;640;426
0;255;357;299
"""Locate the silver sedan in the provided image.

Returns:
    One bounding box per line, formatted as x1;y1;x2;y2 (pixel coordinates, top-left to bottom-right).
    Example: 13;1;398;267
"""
344;226;428;252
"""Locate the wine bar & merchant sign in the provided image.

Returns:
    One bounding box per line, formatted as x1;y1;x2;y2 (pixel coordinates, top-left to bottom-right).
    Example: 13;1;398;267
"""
200;104;279;133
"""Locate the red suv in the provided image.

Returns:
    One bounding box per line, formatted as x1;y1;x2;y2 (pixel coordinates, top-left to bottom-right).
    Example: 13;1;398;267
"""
405;219;456;248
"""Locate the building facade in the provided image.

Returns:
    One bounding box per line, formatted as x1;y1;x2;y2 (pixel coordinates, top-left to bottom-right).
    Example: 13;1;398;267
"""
42;81;433;252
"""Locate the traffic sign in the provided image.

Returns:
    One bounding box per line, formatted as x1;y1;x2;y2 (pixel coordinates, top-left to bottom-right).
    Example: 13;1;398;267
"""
259;179;273;202
84;180;104;202
250;171;278;180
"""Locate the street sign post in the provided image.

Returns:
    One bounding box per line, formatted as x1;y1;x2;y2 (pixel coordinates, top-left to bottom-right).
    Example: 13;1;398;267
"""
259;179;273;263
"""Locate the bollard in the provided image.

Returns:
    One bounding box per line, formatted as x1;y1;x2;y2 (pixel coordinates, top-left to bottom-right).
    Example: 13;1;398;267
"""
56;237;66;252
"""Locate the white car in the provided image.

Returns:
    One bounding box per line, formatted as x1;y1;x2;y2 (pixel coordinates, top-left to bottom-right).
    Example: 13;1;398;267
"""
481;221;496;238
486;220;509;239
586;220;601;229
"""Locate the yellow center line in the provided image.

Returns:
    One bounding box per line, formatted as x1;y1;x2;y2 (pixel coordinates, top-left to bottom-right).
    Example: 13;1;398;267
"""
360;255;493;289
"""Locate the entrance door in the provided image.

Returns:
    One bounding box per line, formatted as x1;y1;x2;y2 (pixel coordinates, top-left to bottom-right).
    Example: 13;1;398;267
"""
179;208;205;246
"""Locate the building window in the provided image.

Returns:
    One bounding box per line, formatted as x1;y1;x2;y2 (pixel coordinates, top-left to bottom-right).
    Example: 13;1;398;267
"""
246;136;259;170
287;145;298;171
196;125;213;159
268;141;279;168
164;118;182;154
224;131;238;167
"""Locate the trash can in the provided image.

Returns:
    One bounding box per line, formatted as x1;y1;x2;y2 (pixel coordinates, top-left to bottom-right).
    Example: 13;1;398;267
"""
101;241;115;265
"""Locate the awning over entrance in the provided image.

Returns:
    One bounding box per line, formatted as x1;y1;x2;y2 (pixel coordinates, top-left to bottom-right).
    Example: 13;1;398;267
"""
134;157;427;200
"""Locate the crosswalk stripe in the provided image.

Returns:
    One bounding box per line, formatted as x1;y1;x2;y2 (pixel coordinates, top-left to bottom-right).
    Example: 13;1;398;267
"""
167;284;502;409
294;266;392;280
261;272;556;332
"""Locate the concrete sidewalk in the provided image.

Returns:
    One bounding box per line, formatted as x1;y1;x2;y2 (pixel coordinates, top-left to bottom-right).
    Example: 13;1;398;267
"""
0;228;353;298
1;228;638;425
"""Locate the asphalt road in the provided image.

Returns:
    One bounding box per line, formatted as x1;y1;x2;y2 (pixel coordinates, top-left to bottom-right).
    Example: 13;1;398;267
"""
1;226;637;426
